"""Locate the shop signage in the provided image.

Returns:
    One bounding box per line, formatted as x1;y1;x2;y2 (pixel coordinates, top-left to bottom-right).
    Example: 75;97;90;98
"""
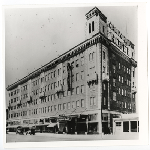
67;63;72;91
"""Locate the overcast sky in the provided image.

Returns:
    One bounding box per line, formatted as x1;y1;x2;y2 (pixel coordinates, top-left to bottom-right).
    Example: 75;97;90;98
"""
5;6;138;88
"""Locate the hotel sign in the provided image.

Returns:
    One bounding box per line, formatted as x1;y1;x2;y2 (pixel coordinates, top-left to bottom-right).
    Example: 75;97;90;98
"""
108;22;134;49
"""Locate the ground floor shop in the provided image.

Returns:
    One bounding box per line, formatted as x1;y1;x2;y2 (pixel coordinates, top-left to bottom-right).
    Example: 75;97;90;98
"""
7;111;137;135
113;114;139;135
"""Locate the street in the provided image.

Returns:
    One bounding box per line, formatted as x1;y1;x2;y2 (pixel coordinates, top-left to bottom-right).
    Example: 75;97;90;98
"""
6;132;139;142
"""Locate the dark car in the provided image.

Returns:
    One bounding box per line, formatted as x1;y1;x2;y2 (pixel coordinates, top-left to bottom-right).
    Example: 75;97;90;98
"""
16;126;24;135
26;127;35;135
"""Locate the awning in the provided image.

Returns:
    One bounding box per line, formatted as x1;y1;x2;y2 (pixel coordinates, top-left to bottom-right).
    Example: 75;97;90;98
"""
22;124;36;128
47;123;57;127
6;125;19;128
35;123;49;126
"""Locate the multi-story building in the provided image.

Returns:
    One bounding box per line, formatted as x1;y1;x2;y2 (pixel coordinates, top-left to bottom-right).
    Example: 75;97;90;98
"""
6;7;137;134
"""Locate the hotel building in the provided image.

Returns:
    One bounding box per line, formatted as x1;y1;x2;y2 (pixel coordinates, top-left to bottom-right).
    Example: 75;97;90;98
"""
6;7;137;134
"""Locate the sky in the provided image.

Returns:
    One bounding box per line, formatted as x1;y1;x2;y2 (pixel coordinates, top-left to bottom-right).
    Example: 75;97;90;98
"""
5;6;138;88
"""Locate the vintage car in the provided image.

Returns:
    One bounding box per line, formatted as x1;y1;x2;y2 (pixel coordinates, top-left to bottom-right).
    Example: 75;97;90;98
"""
16;126;24;135
26;126;36;135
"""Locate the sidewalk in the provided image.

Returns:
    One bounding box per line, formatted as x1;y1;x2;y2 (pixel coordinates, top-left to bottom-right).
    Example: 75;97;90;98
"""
7;132;138;140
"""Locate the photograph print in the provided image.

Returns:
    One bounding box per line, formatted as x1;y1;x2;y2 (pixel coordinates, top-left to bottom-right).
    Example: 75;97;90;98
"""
5;5;138;143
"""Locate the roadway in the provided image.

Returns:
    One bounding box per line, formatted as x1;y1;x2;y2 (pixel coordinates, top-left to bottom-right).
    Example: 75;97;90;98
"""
6;132;139;143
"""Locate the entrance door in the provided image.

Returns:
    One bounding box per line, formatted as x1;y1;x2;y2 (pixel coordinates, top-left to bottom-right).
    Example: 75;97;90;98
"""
102;122;108;134
67;118;75;134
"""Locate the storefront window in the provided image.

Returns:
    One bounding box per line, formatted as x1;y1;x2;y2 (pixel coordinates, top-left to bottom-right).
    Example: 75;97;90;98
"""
116;122;121;126
131;121;137;132
123;121;129;132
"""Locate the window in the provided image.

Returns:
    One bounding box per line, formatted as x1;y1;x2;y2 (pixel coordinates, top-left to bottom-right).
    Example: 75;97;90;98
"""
127;48;129;55
103;66;105;73
113;65;116;73
76;73;79;81
103;26;105;33
132;93;135;98
122;76;124;83
81;99;84;107
119;75;121;82
133;70;135;77
63;66;66;73
92;21;94;31
127;79;128;85
122;89;124;95
90;97;93;106
122;102;124;108
63;78;66;85
67;91;71;96
130;103;132;109
89;23;91;33
67;102;71;109
129;69;131;74
51;83;53;90
89;53;92;61
92;52;95;60
76;100;80;107
72;101;75;108
93;97;96;105
125;90;126;96
76;86;79;95
58;68;60;76
45;107;47;113
63;103;66;110
51;94;54;101
81;85;84;93
116;122;121;126
45;75;47;81
127;68;128;74
76;59;79;67
54;70;56;78
103;51;105;60
90;97;96;105
51;72;53;78
71;88;74;95
81;57;84;66
113;78;116;87
119;88;121;94
103;83;106;90
124;66;126;72
51;106;53;112
81;71;84;80
104;97;106;105
48;106;50;112
113;92;116;101
125;102;127;108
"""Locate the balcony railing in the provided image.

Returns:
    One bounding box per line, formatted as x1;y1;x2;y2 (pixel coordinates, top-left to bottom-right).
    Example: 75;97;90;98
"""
17;100;22;107
39;91;46;99
56;84;64;96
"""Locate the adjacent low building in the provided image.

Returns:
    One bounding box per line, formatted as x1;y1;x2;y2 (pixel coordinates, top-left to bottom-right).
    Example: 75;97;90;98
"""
6;7;137;134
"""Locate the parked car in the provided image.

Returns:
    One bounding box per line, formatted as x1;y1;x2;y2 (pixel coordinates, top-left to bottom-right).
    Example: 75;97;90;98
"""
26;128;35;135
16;126;24;135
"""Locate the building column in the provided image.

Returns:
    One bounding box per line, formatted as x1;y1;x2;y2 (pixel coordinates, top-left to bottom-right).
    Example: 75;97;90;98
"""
129;121;131;132
137;121;138;132
85;117;88;134
97;110;102;134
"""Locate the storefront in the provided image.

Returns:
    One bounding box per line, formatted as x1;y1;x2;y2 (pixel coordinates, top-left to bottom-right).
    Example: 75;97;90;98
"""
113;114;139;135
